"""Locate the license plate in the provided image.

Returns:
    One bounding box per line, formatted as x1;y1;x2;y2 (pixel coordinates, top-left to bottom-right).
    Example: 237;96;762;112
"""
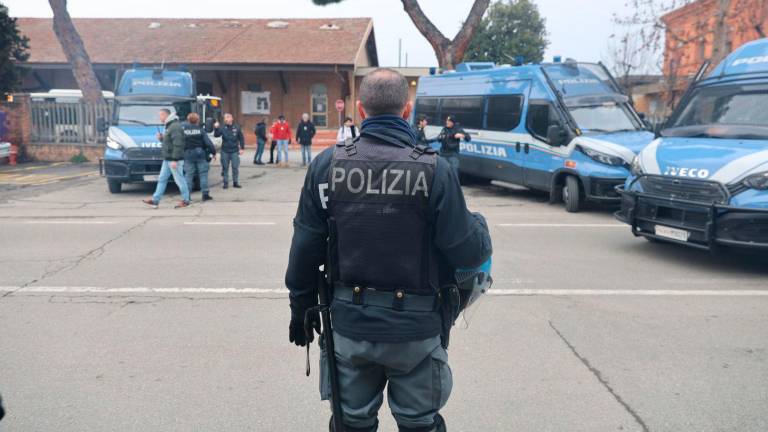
143;175;159;182
654;225;690;242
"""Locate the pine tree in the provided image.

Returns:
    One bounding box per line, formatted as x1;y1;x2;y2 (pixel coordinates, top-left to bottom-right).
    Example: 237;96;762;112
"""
0;2;30;95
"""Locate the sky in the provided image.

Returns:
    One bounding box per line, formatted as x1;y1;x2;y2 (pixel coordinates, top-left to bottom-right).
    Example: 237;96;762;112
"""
3;0;636;68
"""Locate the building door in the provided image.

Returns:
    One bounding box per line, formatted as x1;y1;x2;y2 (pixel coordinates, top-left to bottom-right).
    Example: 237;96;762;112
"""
311;84;328;127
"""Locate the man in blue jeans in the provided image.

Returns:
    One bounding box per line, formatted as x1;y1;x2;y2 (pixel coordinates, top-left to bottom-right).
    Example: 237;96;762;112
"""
143;109;190;209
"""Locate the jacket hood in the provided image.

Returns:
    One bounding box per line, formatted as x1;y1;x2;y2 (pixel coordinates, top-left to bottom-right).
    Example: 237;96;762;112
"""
165;114;179;125
639;137;768;184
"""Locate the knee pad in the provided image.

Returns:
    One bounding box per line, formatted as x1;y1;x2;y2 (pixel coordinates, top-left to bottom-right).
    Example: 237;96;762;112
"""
330;416;379;432
397;414;446;432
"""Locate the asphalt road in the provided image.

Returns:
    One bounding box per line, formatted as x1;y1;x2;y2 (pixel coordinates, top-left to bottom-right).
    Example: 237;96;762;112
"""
1;152;767;431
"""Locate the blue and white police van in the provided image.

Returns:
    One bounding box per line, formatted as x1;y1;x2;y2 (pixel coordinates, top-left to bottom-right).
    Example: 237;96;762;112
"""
100;68;221;193
415;60;654;212
616;39;768;251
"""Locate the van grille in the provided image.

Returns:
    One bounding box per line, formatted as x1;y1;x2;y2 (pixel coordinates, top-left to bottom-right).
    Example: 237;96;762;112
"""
637;175;727;204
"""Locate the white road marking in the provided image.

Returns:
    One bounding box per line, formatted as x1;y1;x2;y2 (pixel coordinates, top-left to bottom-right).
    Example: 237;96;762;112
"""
183;222;277;226
23;220;118;225
488;289;768;296
2;287;767;297
497;223;625;228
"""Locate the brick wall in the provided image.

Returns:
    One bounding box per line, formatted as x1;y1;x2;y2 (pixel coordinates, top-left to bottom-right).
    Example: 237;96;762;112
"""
663;0;768;76
0;94;31;145
25;143;102;162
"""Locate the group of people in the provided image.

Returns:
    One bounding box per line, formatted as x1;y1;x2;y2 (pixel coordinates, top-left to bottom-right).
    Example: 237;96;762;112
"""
252;113;317;167
142;110;245;209
141;105;472;209
413;113;472;178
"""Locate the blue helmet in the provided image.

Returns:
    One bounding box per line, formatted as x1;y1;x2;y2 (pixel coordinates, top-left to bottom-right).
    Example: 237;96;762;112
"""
455;257;492;311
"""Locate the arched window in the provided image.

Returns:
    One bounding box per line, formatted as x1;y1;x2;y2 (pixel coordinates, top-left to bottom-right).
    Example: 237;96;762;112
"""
311;83;328;127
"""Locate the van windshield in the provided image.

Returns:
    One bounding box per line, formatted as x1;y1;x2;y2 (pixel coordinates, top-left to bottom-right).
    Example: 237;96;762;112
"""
665;83;768;139
568;103;640;133
117;104;176;126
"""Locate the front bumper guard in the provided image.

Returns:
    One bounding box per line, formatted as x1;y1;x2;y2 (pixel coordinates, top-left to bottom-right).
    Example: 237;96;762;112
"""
616;184;768;250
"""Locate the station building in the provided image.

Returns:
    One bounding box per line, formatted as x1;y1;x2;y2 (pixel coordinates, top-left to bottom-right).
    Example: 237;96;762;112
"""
16;18;427;144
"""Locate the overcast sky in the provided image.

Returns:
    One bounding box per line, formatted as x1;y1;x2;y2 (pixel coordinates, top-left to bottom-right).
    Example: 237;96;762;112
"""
3;0;635;68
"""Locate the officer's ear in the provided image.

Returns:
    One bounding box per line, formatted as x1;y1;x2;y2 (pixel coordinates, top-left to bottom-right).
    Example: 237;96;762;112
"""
401;101;413;121
357;101;367;121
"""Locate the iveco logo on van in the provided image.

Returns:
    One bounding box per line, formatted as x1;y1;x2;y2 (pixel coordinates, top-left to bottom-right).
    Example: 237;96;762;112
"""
664;166;710;179
460;142;508;158
731;55;768;66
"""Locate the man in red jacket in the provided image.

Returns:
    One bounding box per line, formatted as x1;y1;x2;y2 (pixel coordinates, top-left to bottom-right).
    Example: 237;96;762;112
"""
270;115;292;167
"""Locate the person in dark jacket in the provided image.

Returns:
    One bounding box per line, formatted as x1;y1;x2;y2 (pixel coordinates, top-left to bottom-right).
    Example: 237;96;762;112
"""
254;117;268;165
437;115;471;178
143;109;190;209
295;113;316;167
214;113;245;189
183;112;216;201
413;114;436;147
286;68;492;432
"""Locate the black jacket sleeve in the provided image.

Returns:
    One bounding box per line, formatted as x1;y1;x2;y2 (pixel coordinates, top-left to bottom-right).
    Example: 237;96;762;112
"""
213;127;222;138
285;149;333;320
237;126;245;150
203;132;216;156
429;156;492;269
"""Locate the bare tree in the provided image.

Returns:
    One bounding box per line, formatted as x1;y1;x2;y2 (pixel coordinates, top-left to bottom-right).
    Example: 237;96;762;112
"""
48;0;103;103
314;0;490;69
608;31;650;99
401;0;490;69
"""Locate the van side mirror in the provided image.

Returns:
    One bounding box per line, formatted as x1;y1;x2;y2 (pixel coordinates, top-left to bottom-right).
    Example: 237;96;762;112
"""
96;117;109;133
546;124;567;146
204;117;214;133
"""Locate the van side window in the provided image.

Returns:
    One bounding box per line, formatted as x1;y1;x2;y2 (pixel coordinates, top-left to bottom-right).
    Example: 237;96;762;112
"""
486;95;523;131
527;101;560;141
415;97;440;124
441;97;484;129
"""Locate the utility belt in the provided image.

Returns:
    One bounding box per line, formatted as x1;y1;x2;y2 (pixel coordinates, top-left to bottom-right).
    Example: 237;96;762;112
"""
333;283;437;313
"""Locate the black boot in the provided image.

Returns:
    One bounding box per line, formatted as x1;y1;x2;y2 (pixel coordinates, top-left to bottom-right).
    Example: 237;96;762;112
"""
233;182;242;189
223;182;229;189
202;193;213;201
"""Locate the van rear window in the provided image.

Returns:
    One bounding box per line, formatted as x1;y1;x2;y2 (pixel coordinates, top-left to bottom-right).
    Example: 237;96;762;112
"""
486;95;523;131
441;97;484;129
415;97;440;125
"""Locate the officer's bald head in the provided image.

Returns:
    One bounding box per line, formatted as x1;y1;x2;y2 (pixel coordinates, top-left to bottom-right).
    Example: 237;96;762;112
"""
359;68;410;117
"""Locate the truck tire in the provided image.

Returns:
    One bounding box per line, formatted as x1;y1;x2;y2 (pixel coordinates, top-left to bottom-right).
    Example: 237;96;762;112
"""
107;179;122;194
563;175;582;213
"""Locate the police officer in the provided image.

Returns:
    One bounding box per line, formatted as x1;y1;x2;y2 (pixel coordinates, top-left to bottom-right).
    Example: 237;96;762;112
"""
436;115;471;178
214;113;245;189
183;112;216;201
286;68;492;432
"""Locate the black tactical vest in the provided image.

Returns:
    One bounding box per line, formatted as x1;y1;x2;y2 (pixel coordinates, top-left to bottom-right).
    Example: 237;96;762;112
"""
327;136;438;296
182;123;206;150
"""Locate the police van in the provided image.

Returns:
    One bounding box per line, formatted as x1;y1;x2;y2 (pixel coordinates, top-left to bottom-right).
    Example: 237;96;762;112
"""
100;68;221;193
616;39;768;251
414;60;654;212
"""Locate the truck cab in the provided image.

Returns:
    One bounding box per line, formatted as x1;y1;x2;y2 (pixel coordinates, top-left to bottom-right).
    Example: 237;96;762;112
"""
415;59;654;212
616;39;768;251
101;68;218;193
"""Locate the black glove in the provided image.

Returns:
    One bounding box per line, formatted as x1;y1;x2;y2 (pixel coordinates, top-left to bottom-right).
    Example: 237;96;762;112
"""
289;315;320;347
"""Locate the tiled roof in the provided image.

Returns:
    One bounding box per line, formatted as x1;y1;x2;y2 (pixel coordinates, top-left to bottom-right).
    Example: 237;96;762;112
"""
18;17;375;65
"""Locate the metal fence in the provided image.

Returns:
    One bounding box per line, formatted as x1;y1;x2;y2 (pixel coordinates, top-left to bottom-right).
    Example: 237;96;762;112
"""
30;102;111;144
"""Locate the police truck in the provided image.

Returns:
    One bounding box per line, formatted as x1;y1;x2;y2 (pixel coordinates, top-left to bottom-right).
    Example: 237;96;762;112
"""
616;39;768;251
414;60;654;212
100;68;221;193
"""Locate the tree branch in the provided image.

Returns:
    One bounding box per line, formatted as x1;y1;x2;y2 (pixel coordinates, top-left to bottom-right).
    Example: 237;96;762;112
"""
400;0;450;56
451;0;491;55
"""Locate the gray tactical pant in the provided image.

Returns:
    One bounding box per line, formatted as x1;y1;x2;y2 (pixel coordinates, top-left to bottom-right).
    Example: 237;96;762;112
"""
320;334;452;431
220;151;240;184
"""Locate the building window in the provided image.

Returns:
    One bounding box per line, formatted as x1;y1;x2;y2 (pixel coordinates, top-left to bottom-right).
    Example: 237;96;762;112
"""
247;83;263;92
311;83;328;127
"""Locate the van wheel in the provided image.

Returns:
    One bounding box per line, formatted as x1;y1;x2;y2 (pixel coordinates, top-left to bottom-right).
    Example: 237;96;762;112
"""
107;179;122;194
563;176;582;213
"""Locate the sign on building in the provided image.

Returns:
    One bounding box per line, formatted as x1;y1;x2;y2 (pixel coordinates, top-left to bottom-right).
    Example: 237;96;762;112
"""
241;91;271;115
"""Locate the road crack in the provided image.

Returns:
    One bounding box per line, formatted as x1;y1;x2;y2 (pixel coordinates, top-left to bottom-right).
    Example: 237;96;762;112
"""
2;217;154;298
548;320;650;432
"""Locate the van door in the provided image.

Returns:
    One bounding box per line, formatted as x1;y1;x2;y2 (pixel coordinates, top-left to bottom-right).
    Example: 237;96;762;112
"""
523;100;565;190
475;94;525;184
